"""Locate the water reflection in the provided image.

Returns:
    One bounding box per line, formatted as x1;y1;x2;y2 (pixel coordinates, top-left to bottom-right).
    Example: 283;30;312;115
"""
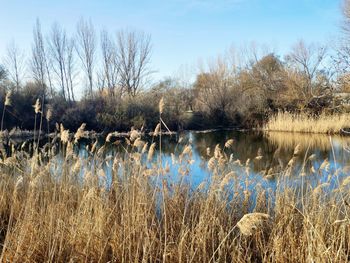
266;131;349;152
187;130;350;173
77;130;350;189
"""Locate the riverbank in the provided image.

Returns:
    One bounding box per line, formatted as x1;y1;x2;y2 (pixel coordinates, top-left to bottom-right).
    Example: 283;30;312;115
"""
2;113;350;147
264;111;350;134
0;126;247;144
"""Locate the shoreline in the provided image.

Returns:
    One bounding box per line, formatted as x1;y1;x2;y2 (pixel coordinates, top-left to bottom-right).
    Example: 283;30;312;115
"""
1;125;349;144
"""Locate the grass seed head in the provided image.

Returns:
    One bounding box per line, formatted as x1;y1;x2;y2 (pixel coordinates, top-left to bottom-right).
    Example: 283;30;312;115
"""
4;91;12;106
208;157;216;171
46;106;53;121
141;142;148;154
214;144;222;159
224;139;234;149
33;98;41;114
133;137;145;148
74;123;86;143
147;142;156;161
206;147;211;156
293;143;302;156
60;129;69;144
130;129;140;142
237;213;271;236
159;97;165;114
319;158;330;172
154;123;161;136
106;133;113;143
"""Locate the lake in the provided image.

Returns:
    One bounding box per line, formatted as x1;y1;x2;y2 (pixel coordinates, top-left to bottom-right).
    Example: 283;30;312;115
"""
74;130;350;192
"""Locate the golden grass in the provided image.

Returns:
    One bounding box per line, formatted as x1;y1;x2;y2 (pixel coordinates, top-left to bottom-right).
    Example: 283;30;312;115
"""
237;213;271;236
0;132;349;262
265;111;350;134
0;95;349;262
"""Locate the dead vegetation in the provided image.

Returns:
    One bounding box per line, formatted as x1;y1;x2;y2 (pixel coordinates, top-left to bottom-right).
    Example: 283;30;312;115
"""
0;98;349;262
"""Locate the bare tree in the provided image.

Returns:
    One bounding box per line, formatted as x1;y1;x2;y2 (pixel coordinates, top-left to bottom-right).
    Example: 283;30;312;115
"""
285;41;328;100
76;18;96;96
194;57;237;121
0;65;7;83
48;23;76;101
117;30;152;97
49;23;69;100
31;19;51;149
66;38;77;101
333;1;350;90
100;29;119;95
249;53;285;93
31;19;54;95
31;19;47;89
4;41;26;91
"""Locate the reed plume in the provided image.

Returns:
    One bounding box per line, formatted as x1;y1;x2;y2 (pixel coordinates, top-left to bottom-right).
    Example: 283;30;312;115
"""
1;91;12;131
237;213;271;236
224;139;234;149
74;123;87;143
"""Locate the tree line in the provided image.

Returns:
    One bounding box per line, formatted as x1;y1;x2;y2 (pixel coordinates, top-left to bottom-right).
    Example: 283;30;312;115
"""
1;18;152;100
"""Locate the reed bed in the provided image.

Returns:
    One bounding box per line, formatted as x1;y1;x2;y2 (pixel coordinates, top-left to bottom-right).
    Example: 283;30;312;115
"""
0;127;349;262
265;111;350;134
0;96;349;262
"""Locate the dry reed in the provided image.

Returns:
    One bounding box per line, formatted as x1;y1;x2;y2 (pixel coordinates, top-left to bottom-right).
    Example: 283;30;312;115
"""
0;124;349;262
265;111;350;134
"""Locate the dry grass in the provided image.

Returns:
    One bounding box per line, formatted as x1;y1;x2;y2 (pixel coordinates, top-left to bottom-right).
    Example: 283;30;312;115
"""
265;111;350;134
0;97;349;262
0;131;349;262
237;213;271;236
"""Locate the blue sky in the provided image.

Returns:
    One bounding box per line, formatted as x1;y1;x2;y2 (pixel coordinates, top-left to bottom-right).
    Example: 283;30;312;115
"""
0;0;344;80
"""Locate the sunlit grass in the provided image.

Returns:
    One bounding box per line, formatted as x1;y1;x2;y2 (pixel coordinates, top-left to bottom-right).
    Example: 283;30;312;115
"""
265;111;350;134
0;97;349;262
0;125;349;262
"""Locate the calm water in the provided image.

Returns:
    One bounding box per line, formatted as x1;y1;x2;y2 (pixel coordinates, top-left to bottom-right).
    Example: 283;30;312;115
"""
77;130;350;190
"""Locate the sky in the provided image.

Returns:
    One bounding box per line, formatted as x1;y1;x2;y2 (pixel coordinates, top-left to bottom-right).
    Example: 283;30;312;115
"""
0;0;344;84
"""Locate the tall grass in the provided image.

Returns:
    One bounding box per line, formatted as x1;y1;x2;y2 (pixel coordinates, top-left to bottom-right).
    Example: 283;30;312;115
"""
0;130;349;262
265;111;350;134
0;105;350;262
